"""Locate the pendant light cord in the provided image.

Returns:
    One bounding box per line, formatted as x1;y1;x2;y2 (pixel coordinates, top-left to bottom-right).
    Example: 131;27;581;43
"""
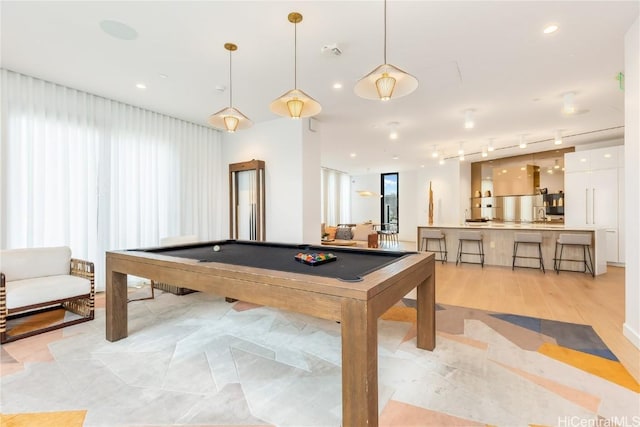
294;21;298;89
383;0;387;64
228;48;233;107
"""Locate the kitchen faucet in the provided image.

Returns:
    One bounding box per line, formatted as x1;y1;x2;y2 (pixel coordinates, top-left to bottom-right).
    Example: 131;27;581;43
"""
538;208;547;221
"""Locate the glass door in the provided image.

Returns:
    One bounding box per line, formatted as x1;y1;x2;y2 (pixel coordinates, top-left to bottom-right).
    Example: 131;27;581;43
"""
380;172;399;231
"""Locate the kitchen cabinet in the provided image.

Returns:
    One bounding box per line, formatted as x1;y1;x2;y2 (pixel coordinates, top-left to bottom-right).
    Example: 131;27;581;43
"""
564;146;621;172
564;169;617;228
565;146;623;263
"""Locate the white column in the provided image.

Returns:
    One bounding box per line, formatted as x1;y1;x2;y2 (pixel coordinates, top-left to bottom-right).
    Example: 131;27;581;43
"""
624;15;640;349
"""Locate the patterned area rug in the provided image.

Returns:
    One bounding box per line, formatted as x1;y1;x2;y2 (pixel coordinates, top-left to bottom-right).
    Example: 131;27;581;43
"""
1;292;638;427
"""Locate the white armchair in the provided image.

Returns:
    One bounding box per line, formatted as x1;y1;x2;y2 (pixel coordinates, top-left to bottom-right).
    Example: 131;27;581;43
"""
0;246;95;343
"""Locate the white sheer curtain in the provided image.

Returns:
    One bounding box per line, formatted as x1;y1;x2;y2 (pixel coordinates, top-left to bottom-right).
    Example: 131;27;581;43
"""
1;69;224;290
321;167;351;226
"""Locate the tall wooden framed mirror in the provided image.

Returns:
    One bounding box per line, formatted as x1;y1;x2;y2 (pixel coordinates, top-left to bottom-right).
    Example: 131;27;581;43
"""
229;160;265;241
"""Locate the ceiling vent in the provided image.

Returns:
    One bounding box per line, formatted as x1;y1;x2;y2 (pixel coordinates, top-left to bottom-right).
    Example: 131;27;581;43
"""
321;44;342;56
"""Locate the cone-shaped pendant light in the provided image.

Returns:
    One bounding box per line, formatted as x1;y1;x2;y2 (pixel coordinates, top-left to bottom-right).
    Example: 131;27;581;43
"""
209;43;252;132
269;12;321;119
354;0;418;101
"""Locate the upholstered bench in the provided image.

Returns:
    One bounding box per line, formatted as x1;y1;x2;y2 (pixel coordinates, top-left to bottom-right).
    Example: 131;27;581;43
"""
0;246;95;343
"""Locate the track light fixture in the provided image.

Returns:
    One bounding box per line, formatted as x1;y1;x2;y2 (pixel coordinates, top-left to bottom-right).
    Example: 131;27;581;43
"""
563;92;576;114
519;135;527;148
464;109;475;129
555;130;563;145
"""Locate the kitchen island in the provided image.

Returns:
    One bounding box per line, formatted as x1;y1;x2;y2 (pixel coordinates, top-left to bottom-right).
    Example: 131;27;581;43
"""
417;223;606;275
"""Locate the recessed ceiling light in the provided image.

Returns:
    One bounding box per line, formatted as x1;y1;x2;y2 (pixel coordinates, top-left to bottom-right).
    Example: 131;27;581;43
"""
604;153;612;158
350;152;357;158
439;158;445;165
100;20;138;40
392;155;399;160
543;24;559;34
420;165;425;168
333;82;343;89
136;83;147;89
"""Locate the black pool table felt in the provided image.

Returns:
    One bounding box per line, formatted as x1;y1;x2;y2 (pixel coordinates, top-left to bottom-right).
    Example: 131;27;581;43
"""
139;241;411;282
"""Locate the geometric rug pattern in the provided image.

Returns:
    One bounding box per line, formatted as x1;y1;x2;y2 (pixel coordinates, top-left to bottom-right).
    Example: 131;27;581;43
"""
1;291;638;426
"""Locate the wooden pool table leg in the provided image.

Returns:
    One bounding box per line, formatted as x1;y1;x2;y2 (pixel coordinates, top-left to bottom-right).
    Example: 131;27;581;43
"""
416;268;436;350
341;298;378;427
106;269;128;342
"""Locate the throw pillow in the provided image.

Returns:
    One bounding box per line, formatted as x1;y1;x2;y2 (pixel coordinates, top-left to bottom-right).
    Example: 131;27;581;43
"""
335;227;353;240
325;226;337;240
352;223;374;241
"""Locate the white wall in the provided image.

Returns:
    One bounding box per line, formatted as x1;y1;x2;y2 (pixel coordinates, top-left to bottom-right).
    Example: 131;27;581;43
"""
416;159;467;227
398;170;418;242
624;16;640;349
350;174;380;224
222;118;320;244
350;158;467;245
302;120;322;243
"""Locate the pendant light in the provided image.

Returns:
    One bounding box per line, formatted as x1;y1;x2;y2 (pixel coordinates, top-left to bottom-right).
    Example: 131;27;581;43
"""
209;43;252;132
269;12;321;119
354;0;418;101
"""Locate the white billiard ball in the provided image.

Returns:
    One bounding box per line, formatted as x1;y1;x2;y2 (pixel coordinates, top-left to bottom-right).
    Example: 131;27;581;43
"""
213;245;221;252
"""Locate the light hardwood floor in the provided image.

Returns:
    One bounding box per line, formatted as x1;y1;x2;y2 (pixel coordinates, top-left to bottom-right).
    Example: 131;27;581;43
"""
393;240;638;381
428;260;638;382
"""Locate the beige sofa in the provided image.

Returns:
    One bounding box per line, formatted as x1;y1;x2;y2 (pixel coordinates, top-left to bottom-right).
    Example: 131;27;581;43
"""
0;246;95;343
322;223;376;247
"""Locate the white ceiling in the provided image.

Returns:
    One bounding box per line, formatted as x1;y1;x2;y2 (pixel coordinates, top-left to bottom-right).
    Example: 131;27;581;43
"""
2;1;637;175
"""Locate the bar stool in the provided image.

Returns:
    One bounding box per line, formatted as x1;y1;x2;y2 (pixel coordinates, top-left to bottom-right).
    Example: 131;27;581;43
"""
456;231;484;267
420;230;447;263
553;233;594;277
512;232;545;273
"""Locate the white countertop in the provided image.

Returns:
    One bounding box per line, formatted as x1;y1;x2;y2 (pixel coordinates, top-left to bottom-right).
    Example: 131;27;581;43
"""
418;223;599;232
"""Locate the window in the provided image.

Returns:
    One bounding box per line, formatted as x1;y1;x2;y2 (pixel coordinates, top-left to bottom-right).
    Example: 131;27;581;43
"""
380;172;398;230
321;167;351;226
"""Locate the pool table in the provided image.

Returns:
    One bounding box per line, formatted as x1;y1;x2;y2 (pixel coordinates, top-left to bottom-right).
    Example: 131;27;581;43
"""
106;240;435;427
